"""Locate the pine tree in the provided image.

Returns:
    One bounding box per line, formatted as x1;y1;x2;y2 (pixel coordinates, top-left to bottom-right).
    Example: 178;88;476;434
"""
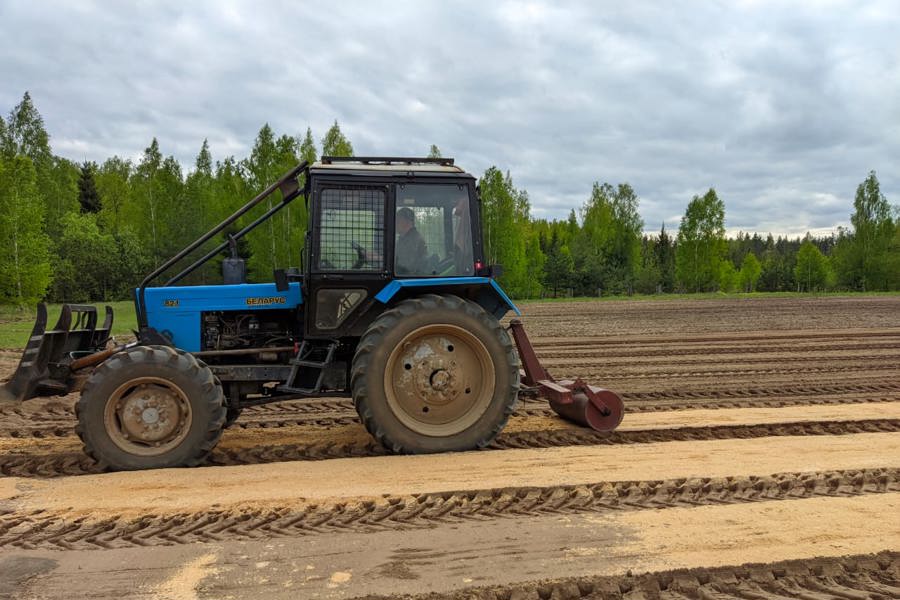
77;161;102;213
654;224;675;292
321;120;353;157
542;229;574;297
428;144;442;159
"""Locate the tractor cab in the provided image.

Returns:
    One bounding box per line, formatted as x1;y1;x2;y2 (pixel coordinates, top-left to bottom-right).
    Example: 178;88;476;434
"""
303;157;488;340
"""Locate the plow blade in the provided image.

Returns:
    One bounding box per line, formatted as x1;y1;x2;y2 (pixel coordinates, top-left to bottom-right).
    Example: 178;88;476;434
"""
509;319;624;432
0;303;113;403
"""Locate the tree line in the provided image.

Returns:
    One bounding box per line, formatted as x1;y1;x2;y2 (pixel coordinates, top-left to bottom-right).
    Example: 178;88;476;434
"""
0;92;897;306
486;170;898;298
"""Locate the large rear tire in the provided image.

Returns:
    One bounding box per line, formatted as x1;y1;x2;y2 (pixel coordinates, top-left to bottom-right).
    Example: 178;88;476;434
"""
351;294;519;453
75;346;226;471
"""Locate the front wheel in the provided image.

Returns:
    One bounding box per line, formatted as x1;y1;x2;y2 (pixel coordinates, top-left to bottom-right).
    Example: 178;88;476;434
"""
75;346;226;471
351;294;519;453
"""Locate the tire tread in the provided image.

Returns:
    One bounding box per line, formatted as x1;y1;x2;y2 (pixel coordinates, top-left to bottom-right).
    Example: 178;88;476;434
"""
351;294;518;453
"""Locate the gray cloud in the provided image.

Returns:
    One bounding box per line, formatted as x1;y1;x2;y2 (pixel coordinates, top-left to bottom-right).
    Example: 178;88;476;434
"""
1;0;897;236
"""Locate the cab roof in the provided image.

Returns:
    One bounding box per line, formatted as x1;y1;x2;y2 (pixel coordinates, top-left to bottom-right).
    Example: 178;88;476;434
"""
310;156;469;176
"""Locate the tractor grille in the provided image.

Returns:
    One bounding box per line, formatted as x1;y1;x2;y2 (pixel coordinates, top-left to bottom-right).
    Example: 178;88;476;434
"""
317;186;385;271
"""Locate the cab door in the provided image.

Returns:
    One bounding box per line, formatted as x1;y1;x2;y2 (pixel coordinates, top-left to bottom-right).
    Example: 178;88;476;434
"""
305;180;392;338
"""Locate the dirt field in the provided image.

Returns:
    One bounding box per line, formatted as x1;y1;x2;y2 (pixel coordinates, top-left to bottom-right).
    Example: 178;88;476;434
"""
1;295;899;599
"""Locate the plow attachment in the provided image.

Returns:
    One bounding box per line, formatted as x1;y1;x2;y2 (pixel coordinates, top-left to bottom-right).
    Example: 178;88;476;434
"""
509;319;624;432
0;303;113;403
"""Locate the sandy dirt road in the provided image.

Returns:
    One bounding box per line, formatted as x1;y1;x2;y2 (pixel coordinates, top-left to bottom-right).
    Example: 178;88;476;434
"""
1;295;899;599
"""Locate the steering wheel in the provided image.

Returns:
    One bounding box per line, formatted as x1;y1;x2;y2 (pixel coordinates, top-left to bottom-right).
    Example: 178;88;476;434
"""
351;241;368;269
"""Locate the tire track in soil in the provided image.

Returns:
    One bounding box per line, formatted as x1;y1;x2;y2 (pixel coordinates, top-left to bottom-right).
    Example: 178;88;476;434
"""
2;418;898;479
373;551;900;600
3;382;898;439
544;353;900;369
535;339;900;358
572;361;899;381
1;468;896;551
526;329;900;347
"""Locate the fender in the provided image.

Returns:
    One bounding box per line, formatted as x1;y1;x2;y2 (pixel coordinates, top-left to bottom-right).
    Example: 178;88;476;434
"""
375;277;520;320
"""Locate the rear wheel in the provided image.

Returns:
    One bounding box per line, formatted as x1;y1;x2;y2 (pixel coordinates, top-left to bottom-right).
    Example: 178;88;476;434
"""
351;294;518;453
75;346;226;471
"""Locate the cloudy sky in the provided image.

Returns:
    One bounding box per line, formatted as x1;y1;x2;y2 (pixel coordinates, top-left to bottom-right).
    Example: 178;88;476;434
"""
2;1;897;236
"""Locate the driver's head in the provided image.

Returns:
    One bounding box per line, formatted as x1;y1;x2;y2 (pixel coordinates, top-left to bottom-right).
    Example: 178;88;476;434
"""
397;207;415;234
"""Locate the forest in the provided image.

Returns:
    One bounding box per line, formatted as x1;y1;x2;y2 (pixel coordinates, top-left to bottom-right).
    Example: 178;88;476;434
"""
1;91;898;306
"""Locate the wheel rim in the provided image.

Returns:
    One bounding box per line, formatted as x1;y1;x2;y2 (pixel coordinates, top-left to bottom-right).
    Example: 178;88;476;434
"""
104;376;193;456
384;324;495;437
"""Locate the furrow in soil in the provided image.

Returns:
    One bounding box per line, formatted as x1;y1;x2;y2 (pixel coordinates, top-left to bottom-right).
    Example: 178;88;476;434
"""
2;468;896;550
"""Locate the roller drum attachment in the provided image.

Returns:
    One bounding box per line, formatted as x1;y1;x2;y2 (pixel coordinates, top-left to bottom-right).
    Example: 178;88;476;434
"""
508;318;625;433
549;381;625;432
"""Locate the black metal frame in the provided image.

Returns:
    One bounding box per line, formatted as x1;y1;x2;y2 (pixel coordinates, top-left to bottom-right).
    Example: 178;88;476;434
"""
302;168;483;340
135;161;310;330
321;156;455;167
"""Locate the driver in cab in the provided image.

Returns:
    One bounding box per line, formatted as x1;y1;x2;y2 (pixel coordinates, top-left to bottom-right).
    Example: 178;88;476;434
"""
395;206;427;275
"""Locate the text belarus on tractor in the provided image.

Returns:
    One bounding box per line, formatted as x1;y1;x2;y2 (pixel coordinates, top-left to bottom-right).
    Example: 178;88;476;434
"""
1;157;624;471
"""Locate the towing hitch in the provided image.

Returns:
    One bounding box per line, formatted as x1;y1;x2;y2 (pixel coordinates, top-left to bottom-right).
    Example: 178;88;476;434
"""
509;319;624;432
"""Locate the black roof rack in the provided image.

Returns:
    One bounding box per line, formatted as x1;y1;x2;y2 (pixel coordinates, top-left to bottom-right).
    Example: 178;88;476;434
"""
320;156;455;167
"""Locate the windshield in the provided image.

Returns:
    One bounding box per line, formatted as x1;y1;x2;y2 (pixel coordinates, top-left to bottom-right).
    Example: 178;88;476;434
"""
394;184;474;277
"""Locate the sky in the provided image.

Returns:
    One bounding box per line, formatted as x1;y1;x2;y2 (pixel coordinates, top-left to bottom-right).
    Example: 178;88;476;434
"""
1;1;897;236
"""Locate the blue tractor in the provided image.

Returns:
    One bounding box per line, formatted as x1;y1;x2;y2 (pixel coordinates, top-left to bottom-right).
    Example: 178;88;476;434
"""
1;157;623;470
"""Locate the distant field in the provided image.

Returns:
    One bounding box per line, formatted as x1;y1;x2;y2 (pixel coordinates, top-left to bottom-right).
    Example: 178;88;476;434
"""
528;290;900;303
0;291;897;349
0;301;136;349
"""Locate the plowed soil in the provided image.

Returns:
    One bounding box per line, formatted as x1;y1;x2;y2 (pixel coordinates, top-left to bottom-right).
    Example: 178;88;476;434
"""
0;294;898;599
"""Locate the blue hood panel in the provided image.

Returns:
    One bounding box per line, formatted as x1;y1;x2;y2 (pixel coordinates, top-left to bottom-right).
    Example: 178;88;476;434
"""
141;283;302;352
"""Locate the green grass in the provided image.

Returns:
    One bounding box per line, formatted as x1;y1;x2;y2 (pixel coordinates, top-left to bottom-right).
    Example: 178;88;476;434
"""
521;290;900;303
0;301;137;349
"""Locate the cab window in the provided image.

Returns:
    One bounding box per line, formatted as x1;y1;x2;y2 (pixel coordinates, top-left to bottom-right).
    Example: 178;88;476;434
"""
316;186;385;271
394;184;474;277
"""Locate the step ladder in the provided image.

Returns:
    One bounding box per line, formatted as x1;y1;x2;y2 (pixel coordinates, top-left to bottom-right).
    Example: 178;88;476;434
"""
276;340;338;395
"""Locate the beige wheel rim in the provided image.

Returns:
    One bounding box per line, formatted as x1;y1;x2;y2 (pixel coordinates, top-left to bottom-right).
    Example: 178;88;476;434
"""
104;377;193;456
384;324;495;437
